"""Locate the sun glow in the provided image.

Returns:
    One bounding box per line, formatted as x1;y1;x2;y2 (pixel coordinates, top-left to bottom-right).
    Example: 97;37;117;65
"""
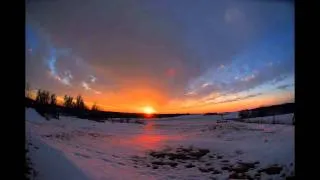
143;106;156;114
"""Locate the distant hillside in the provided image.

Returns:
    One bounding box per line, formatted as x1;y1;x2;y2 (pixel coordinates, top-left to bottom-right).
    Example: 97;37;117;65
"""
203;113;219;116
239;103;294;118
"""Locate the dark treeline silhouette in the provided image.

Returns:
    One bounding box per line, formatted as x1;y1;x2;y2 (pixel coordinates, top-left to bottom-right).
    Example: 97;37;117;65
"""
91;103;99;111
203;113;219;116
239;103;294;119
25;89;188;122
31;90;59;120
25;88;294;122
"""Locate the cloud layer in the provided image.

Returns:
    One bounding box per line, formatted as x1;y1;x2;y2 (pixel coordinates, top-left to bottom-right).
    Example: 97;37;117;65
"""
26;0;294;113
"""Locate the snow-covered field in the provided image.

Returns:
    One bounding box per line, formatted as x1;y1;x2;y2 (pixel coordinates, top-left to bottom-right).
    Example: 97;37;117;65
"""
26;108;294;180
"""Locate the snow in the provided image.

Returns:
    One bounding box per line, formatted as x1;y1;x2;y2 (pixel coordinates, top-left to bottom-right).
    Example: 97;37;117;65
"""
26;108;46;124
223;112;239;119
26;108;294;180
241;113;294;125
26;135;89;180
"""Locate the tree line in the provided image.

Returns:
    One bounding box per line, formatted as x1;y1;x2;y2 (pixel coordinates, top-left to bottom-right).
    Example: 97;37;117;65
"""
34;89;99;111
25;84;187;121
25;87;100;120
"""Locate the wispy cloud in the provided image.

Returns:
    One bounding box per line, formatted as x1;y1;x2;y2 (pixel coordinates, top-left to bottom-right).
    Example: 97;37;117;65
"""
94;90;101;94
185;91;197;96
210;93;263;105
82;82;91;90
89;75;97;83
201;83;211;88
241;74;255;82
277;84;293;90
81;81;102;95
218;64;225;69
50;71;73;86
224;7;245;24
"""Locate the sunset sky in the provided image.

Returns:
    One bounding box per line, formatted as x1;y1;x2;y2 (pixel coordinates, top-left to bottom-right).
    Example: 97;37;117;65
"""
26;0;294;114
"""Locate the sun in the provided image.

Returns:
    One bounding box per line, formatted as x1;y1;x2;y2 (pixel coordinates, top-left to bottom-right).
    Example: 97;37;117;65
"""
143;106;156;115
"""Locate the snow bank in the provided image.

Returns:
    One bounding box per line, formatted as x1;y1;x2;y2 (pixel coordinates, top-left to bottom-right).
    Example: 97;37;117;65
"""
26;135;89;180
25;108;46;123
223;112;239;119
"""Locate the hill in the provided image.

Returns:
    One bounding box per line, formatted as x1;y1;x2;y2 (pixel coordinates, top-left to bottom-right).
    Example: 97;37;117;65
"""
239;102;294;118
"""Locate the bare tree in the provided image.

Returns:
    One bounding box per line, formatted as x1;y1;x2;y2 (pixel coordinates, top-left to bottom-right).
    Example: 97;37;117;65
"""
36;90;40;102
75;95;85;110
25;82;32;98
63;95;74;108
50;94;57;106
91;103;99;111
35;89;50;105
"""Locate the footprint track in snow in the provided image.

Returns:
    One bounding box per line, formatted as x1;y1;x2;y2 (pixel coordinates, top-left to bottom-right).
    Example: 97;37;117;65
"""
101;158;113;163
74;152;91;159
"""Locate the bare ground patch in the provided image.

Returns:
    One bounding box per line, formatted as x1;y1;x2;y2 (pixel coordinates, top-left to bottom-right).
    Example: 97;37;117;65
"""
131;146;293;179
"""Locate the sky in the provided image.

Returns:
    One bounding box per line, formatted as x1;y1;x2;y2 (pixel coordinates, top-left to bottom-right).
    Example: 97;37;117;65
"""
26;0;294;114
